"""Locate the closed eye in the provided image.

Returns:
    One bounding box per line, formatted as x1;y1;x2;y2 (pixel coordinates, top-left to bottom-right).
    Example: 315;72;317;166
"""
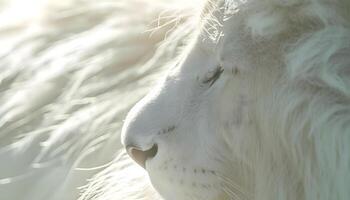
202;66;224;86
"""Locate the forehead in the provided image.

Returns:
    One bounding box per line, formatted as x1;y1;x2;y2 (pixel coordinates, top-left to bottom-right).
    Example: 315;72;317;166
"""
198;0;244;54
199;0;224;41
168;0;245;74
199;0;245;42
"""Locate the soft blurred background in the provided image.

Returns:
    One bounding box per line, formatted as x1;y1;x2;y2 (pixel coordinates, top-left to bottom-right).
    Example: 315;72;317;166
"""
0;0;201;199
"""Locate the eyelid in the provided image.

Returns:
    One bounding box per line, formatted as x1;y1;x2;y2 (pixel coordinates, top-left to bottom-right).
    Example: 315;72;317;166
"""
202;66;224;86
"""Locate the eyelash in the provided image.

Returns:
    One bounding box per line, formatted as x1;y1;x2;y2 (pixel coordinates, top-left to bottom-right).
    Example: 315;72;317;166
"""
202;66;224;87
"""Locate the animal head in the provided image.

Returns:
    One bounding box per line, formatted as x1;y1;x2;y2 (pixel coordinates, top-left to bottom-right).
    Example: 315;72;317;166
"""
121;0;350;199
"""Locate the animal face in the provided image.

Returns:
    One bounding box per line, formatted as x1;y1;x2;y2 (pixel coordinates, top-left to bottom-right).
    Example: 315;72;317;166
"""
122;0;348;200
121;37;235;200
120;1;276;199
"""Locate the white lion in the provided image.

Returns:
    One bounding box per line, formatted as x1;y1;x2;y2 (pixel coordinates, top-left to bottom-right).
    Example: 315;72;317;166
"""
121;0;350;200
1;0;349;200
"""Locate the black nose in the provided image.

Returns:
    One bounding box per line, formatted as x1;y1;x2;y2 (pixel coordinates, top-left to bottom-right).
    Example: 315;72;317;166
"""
126;144;158;169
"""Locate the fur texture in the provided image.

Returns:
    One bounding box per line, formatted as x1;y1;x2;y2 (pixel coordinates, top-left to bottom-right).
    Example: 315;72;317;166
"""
1;0;349;200
0;0;198;199
121;0;350;200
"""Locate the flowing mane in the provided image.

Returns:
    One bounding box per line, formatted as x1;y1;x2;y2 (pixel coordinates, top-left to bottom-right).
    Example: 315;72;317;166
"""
1;0;349;200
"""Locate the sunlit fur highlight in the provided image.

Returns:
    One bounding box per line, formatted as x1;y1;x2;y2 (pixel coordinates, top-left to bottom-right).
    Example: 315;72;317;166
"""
120;0;350;199
0;0;349;200
0;0;199;199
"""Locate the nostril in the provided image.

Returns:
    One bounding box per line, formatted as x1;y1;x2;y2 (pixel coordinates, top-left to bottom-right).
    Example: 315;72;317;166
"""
126;144;158;169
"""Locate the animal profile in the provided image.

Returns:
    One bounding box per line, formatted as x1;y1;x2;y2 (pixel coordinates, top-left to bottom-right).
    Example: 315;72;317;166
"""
0;0;349;200
121;0;350;199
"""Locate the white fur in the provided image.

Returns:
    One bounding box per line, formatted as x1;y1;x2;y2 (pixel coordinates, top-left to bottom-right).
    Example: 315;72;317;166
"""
0;0;198;199
122;0;350;200
1;0;349;200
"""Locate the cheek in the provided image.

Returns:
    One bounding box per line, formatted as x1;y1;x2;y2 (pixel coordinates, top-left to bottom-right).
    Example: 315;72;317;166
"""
142;100;233;199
